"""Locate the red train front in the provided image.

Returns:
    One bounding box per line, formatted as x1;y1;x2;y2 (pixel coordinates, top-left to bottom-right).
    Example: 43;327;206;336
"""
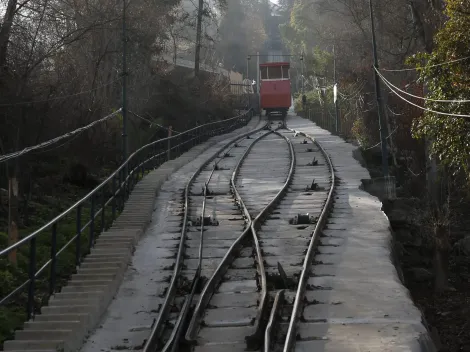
259;62;291;119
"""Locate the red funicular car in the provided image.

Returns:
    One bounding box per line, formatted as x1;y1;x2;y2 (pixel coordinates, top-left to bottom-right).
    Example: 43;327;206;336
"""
259;62;291;119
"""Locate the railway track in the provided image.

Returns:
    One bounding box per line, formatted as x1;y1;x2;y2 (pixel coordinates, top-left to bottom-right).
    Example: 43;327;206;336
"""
142;122;336;352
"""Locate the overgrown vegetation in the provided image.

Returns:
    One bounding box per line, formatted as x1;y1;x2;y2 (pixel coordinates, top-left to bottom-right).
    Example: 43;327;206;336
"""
278;0;470;349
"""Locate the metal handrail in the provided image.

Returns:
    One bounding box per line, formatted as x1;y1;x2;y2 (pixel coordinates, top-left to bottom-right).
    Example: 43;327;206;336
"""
0;110;253;323
282;128;336;352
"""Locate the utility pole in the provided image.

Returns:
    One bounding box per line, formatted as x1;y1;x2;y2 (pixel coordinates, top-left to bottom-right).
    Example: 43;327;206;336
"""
246;56;250;80
369;0;389;177
194;0;204;77
256;51;260;115
122;0;128;161
333;45;340;134
301;52;304;94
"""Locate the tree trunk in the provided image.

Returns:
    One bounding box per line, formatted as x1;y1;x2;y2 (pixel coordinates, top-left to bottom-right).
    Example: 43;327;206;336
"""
433;224;450;292
0;0;18;70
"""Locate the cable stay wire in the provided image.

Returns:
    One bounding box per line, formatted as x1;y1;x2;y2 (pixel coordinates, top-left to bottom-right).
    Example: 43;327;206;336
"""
0;108;122;163
364;127;398;151
0;78;122;107
381;55;470;72
376;69;470;103
377;72;470;119
128;110;181;134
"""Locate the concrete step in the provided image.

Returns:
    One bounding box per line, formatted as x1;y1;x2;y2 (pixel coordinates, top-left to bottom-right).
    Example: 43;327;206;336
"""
45;297;102;307
67;279;114;287
61;285;109;293
84;254;128;261
77;267;123;274
80;261;124;269
24;321;82;330
15;329;73;340
91;247;129;254
34;313;90;323
94;239;135;247
95;237;135;244
71;272;119;281
41;305;98;315
6;350;56;352
85;254;129;262
3;339;64;351
50;290;105;300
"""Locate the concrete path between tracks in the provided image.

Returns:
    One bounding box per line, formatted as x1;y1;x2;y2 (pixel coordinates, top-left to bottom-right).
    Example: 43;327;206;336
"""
286;112;436;352
76;116;266;352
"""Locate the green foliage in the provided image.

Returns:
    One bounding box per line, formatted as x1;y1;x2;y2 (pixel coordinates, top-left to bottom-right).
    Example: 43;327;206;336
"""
0;193;117;347
407;0;470;176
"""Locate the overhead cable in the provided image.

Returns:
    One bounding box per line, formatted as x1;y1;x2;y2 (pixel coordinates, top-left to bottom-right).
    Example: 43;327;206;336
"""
0;108;122;163
376;68;470;103
381;55;470;72
378;73;470;119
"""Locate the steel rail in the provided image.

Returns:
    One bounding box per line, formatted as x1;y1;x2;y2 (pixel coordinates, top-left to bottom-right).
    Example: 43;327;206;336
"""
264;289;285;352
184;127;275;344
246;128;295;349
282;128;336;352
143;122;268;352
185;123;296;351
161;135;250;352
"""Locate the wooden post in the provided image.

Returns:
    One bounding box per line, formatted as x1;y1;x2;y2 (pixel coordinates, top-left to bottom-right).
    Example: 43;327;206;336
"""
167;126;172;161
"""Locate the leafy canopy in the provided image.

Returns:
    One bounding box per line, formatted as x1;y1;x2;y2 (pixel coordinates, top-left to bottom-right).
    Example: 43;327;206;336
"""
407;0;470;176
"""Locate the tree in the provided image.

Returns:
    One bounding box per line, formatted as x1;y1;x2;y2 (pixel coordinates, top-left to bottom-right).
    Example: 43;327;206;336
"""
408;0;470;177
214;0;267;74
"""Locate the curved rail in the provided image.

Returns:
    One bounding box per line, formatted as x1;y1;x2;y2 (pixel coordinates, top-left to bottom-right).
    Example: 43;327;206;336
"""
265;289;285;352
246;130;296;349
160;136;254;352
184;128;274;343
282;128;336;352
143;122;268;352
185;123;296;351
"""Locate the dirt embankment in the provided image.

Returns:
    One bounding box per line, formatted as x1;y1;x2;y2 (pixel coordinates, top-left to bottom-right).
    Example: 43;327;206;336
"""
358;149;470;352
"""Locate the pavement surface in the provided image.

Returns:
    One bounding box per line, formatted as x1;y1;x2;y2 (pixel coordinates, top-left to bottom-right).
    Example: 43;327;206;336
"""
286;112;436;352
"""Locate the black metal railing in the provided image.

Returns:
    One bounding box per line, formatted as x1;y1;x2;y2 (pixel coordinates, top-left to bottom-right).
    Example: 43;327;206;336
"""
0;110;253;326
299;106;355;139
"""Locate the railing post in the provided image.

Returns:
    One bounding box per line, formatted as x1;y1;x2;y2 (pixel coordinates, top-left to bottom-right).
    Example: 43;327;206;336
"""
119;168;124;211
101;188;106;232
89;195;95;249
49;223;57;296
76;205;82;267
112;176;117;220
27;237;36;320
124;167;129;203
167;126;172;161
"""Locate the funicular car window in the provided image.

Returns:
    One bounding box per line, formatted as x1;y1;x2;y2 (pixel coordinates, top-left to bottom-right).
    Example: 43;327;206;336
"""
268;66;283;79
261;67;268;79
282;66;289;79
